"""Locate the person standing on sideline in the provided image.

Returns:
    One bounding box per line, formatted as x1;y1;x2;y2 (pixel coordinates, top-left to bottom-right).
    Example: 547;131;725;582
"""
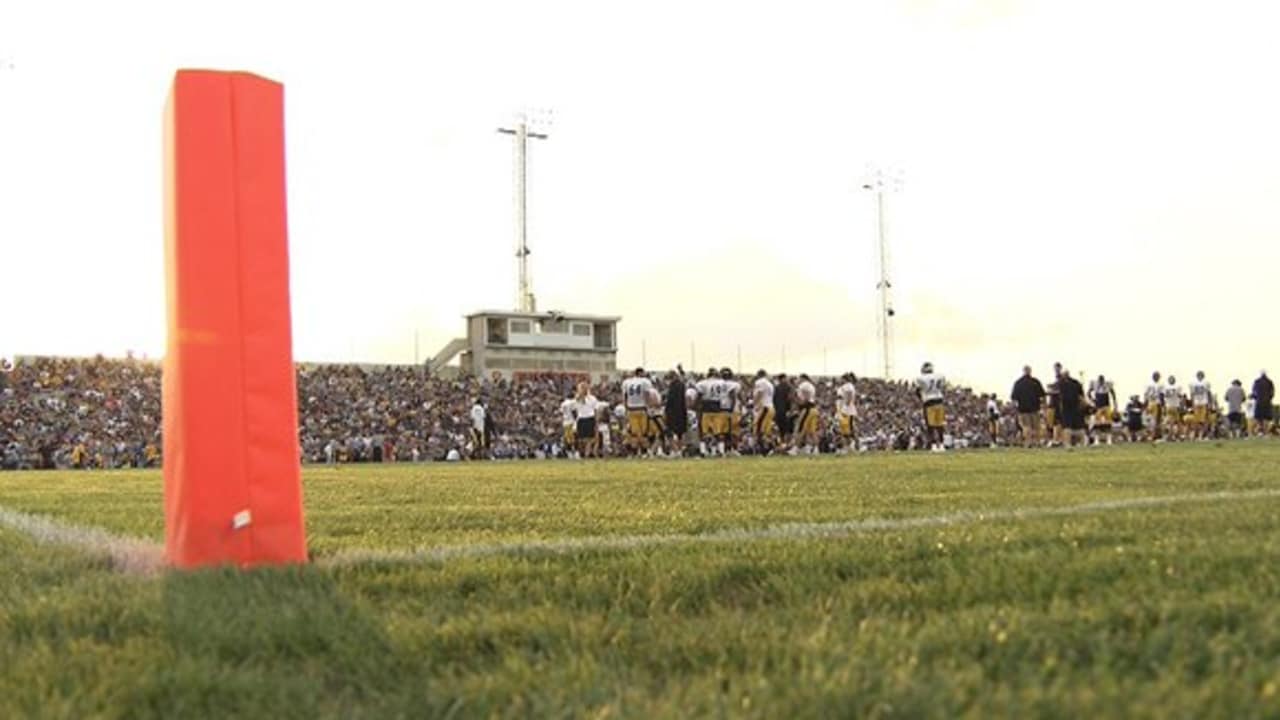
469;398;488;460
664;367;688;454
1251;371;1275;436
1088;374;1117;445
793;374;820;455
985;394;1001;446
1189;371;1213;440
1124;395;1145;443
1011;365;1046;448
1163;376;1184;441
1145;372;1164;441
573;382;600;458
773;373;794;450
915;362;947;452
559;393;578;458
1046;362;1064;446
752;370;777;455
1225;379;1247;438
621;367;655;455
1057;369;1088;448
836;373;859;454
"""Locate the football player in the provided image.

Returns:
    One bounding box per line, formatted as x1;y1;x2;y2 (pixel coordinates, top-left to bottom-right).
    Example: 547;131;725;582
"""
1089;374;1117;445
985;394;1001;447
794;374;820;455
695;368;728;456
1046;362;1064;447
721;368;742;454
752;370;777;455
645;385;666;456
1188;371;1212;440
1144;372;1164;441
836;373;859;454
1162;376;1184;441
916;362;947;452
621;367;655;455
559;393;577;458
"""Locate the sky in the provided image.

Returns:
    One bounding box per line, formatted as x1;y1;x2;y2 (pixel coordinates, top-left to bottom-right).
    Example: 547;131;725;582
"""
2;0;1279;396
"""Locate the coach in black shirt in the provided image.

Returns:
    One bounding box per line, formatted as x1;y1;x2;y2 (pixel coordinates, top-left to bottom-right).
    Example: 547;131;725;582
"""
1010;365;1046;447
774;373;793;440
665;369;688;446
1252;371;1275;431
1057;370;1087;447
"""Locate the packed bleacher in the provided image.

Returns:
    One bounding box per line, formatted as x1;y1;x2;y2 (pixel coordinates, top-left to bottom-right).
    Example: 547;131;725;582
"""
0;355;996;469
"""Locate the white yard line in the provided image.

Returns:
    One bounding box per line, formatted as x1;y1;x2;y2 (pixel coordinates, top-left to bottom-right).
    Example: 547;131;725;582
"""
0;506;165;575
3;488;1278;574
320;487;1280;568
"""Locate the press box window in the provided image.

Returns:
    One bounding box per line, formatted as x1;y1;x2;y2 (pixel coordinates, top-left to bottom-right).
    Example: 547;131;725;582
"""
486;318;508;345
593;323;613;349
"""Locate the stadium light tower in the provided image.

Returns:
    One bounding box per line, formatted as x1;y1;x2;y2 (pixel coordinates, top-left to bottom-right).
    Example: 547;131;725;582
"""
498;110;551;313
862;168;902;379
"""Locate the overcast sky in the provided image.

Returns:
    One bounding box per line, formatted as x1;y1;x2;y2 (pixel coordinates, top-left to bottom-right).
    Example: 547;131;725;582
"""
2;0;1278;394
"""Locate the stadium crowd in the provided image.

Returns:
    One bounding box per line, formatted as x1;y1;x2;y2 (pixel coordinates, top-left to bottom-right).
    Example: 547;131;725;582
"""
1;355;994;469
2;356;1275;470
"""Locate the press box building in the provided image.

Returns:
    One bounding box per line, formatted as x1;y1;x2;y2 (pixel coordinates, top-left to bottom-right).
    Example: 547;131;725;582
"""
428;310;621;381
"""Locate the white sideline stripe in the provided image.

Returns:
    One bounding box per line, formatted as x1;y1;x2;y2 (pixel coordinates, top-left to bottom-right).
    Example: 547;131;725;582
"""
2;488;1277;575
0;506;164;575
320;487;1280;568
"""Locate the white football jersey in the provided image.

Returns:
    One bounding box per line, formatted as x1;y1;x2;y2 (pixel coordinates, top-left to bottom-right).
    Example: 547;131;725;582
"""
753;378;775;410
1189;380;1211;407
1144;383;1162;405
796;380;817;404
720;379;741;411
621;377;655;409
1163;384;1182;408
470;404;485;431
560;398;576;426
645;387;661;408
917;373;946;402
695;377;726;409
837;382;857;417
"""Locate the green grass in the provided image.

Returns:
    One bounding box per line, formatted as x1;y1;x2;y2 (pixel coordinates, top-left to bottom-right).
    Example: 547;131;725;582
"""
2;444;1280;718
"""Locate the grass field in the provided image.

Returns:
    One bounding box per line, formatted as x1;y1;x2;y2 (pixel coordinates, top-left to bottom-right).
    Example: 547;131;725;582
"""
2;443;1280;719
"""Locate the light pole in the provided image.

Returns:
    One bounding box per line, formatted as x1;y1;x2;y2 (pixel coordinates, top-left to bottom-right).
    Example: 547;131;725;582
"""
862;168;901;380
498;111;550;313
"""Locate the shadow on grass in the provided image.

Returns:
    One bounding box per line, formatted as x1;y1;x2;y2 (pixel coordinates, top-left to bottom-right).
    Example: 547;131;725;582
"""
131;565;435;718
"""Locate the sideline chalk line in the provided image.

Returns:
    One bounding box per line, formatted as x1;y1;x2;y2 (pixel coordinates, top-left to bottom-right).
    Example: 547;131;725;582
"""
0;505;165;575
318;487;1280;568
3;488;1278;574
